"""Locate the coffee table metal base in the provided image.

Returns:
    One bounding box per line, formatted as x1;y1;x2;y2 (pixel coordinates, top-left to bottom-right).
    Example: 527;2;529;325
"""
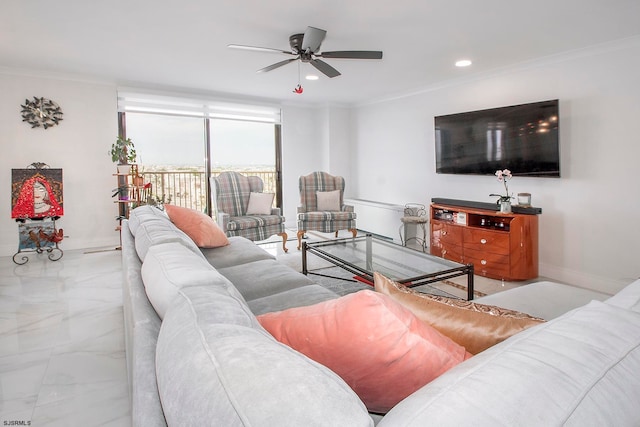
302;235;475;300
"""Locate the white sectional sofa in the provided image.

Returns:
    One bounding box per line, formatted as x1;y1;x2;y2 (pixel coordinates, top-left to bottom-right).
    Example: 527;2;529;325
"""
122;205;640;426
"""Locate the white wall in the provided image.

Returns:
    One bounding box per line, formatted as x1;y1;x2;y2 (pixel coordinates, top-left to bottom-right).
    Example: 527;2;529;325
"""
350;37;640;294
325;106;353;195
0;71;120;256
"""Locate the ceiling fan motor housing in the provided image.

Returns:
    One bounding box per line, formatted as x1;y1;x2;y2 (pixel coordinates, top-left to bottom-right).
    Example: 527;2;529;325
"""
289;33;305;53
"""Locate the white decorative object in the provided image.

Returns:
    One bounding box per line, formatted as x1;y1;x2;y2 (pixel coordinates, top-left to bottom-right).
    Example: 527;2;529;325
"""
316;190;341;211
518;193;532;206
246;192;275;215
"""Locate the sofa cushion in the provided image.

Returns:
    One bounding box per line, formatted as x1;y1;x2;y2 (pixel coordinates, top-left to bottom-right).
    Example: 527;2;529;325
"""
225;214;285;231
297;210;356;222
217;259;316;302
164;204;230;248
200;236;275;269
374;272;544;354
128;204;169;236
248;284;339;315
258;290;471;413
378;300;640;426
134;217;202;261
141;242;241;319
605;278;640;312
156;285;373;427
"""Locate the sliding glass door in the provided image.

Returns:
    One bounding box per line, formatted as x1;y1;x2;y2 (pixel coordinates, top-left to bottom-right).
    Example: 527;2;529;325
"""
121;112;281;215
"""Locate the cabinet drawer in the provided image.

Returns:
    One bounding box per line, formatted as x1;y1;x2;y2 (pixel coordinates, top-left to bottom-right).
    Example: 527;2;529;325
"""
438;243;464;264
464;247;510;278
431;221;462;245
463;228;509;255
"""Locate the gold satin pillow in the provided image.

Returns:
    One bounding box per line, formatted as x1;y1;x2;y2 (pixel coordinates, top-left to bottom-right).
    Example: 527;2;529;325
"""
373;272;545;354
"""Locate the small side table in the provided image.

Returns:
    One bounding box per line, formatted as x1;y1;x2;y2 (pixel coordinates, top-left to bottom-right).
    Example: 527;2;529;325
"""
399;204;428;252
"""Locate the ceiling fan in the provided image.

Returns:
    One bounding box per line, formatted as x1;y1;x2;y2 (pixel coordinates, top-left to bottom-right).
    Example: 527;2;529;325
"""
228;26;383;78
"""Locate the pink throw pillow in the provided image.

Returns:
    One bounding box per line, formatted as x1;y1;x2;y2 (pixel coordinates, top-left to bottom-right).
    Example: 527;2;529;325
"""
257;290;471;413
164;204;229;248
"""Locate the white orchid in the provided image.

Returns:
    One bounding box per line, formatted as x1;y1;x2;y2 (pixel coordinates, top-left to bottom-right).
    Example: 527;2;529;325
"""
490;169;513;202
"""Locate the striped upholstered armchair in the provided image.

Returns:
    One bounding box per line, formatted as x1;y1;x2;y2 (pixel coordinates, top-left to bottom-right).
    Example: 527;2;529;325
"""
296;171;357;250
211;171;288;252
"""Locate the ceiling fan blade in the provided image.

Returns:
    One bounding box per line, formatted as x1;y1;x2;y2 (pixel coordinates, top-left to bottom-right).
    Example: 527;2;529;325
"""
228;44;293;55
319;50;383;59
310;59;341;78
257;58;299;73
302;26;327;53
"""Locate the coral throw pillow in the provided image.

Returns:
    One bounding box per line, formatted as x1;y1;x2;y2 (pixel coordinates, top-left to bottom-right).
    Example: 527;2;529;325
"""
373;272;545;354
164;204;229;248
257;290;471;413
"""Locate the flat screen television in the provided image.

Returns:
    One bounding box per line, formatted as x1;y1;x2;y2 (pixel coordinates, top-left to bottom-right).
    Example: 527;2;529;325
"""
435;99;560;177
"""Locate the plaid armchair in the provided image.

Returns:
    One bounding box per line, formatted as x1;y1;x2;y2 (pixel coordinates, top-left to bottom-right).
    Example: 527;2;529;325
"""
296;171;357;250
211;171;288;252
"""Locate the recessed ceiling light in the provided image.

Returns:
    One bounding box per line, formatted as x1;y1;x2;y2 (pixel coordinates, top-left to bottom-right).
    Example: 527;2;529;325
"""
455;59;472;67
305;75;319;81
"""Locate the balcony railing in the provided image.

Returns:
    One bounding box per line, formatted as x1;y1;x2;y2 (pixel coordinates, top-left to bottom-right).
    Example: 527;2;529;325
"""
141;170;277;212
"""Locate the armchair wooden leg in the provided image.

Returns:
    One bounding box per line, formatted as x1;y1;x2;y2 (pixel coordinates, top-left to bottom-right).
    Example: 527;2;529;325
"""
278;232;288;253
297;230;306;250
349;228;357;238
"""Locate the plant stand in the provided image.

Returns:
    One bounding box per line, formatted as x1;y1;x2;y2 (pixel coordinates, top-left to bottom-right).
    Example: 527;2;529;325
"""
13;217;64;265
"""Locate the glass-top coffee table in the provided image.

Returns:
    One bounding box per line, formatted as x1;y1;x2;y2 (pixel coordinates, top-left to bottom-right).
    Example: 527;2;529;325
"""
302;234;475;300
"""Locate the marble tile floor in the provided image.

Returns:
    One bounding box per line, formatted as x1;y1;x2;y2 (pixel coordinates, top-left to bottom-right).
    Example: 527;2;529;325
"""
0;247;130;427
0;237;335;427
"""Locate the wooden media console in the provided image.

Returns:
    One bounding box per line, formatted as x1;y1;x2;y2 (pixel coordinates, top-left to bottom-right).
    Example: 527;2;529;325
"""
430;198;541;281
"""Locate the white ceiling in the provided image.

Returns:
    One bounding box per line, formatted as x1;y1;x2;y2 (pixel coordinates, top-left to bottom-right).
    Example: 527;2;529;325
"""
2;0;639;106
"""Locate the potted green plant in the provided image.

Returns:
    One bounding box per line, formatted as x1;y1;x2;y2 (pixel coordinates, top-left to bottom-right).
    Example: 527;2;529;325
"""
112;186;129;201
110;136;137;174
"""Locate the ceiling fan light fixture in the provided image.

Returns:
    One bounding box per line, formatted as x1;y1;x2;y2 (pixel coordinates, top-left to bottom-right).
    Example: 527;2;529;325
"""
305;75;319;81
455;59;472;67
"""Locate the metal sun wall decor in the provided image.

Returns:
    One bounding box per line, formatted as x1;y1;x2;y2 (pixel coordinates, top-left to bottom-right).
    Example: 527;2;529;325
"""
20;96;64;129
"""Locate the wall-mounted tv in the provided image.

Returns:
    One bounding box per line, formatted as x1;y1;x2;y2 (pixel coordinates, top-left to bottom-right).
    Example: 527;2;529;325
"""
435;99;560;177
